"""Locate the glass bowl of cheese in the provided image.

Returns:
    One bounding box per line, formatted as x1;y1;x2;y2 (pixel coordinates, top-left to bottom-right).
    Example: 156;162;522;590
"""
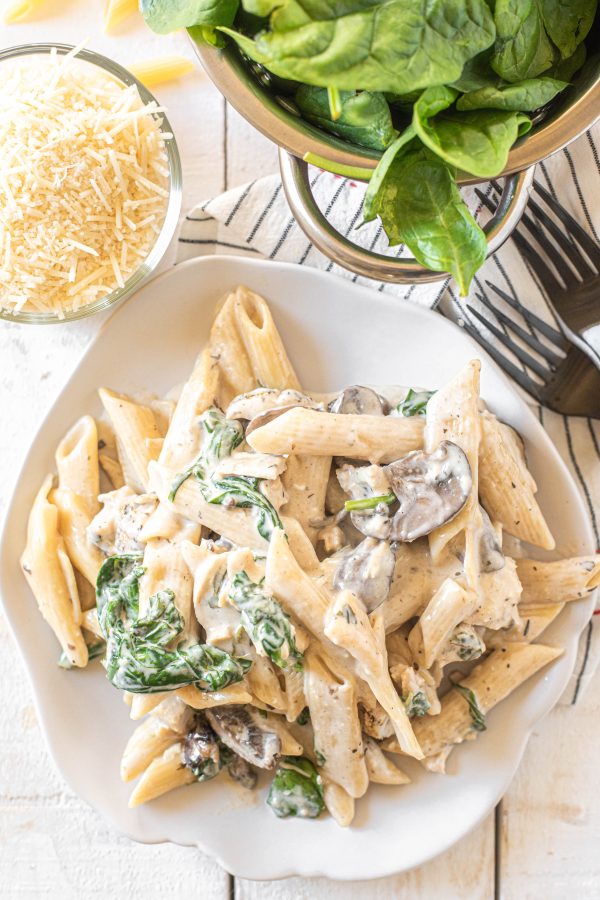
0;43;182;324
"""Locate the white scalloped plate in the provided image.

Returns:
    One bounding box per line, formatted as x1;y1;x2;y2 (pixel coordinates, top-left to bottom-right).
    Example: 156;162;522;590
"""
0;257;594;881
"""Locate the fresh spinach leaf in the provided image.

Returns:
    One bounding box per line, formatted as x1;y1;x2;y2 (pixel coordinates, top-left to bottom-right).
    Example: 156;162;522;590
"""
457;76;567;111
414;86;532;178
548;41;587;81
538;0;597;60
141;0;238;34
362;125;417;221
454;682;487;731
396;388;435;416
367;144;487;294
220;0;496;94
228;570;302;669
267;756;325;818
295;86;397;150
451;50;499;92
491;0;554;82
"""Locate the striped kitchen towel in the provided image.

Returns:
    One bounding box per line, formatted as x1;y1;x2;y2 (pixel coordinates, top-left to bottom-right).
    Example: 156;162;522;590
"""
176;123;600;706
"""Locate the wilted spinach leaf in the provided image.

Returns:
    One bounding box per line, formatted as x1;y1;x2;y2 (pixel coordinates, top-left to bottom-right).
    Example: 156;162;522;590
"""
228;571;303;669
267;756;325;818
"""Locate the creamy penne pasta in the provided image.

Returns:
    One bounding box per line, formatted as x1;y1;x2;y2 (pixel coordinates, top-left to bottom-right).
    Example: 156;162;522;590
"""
22;286;588;826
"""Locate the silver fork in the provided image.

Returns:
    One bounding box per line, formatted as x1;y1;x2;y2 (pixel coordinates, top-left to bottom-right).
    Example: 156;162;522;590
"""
477;180;600;366
460;281;600;418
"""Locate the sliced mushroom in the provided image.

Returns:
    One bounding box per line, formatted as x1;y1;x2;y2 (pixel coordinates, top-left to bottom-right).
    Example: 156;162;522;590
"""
205;705;281;769
226;388;318;422
384;441;472;542
329;385;389;416
333;538;396;613
479;506;505;573
227;754;258;790
182;713;223;780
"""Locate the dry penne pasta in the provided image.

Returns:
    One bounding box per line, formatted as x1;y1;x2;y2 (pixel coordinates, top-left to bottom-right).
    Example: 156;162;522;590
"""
128;56;194;87
23;286;592;827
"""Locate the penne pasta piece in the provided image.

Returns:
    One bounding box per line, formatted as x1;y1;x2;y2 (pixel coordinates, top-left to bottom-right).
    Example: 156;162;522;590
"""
209;291;258;407
99;388;162;492
176;683;253;710
55;415;100;517
324;591;423;760
81;607;102;638
139;538;198;642
21;476;88;668
99;452;125;489
128;742;194;807
517;556;600;605
304;648;368;799
283;666;307;723
104;0;137;32
130;693;168;720
159;346;220;470
483;602;564;647
281;454;331;546
322;778;355;827
121;696;195;782
479;411;554;550
412;643;563;766
408;578;474;669
246;651;288;712
230;285;302;391
425;360;482;589
265;527;330;640
51;487;104;587
364;737;410;785
128;56;194;87
4;0;44;23
247;407;424;463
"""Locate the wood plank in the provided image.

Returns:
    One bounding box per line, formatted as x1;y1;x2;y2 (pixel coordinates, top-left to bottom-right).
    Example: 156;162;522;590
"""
500;675;600;900
236;814;495;899
225;104;279;190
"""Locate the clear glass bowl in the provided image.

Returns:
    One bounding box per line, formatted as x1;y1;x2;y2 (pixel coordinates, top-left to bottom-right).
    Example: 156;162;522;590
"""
0;42;183;325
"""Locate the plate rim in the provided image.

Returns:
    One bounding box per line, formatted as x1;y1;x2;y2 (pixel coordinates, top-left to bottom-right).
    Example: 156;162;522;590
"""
0;254;595;881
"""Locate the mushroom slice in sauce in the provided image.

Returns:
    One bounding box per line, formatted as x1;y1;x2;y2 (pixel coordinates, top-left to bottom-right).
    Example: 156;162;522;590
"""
479;506;505;573
226;388;318;422
333;538;396;613
329;385;389;416
206;705;281;769
182;714;223;781
385;440;472;542
227;753;258;790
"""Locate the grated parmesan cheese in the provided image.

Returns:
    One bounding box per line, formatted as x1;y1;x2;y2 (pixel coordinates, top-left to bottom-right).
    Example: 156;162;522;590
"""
0;50;171;317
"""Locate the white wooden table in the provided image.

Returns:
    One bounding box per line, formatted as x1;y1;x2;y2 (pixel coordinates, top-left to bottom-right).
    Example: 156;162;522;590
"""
1;9;600;899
